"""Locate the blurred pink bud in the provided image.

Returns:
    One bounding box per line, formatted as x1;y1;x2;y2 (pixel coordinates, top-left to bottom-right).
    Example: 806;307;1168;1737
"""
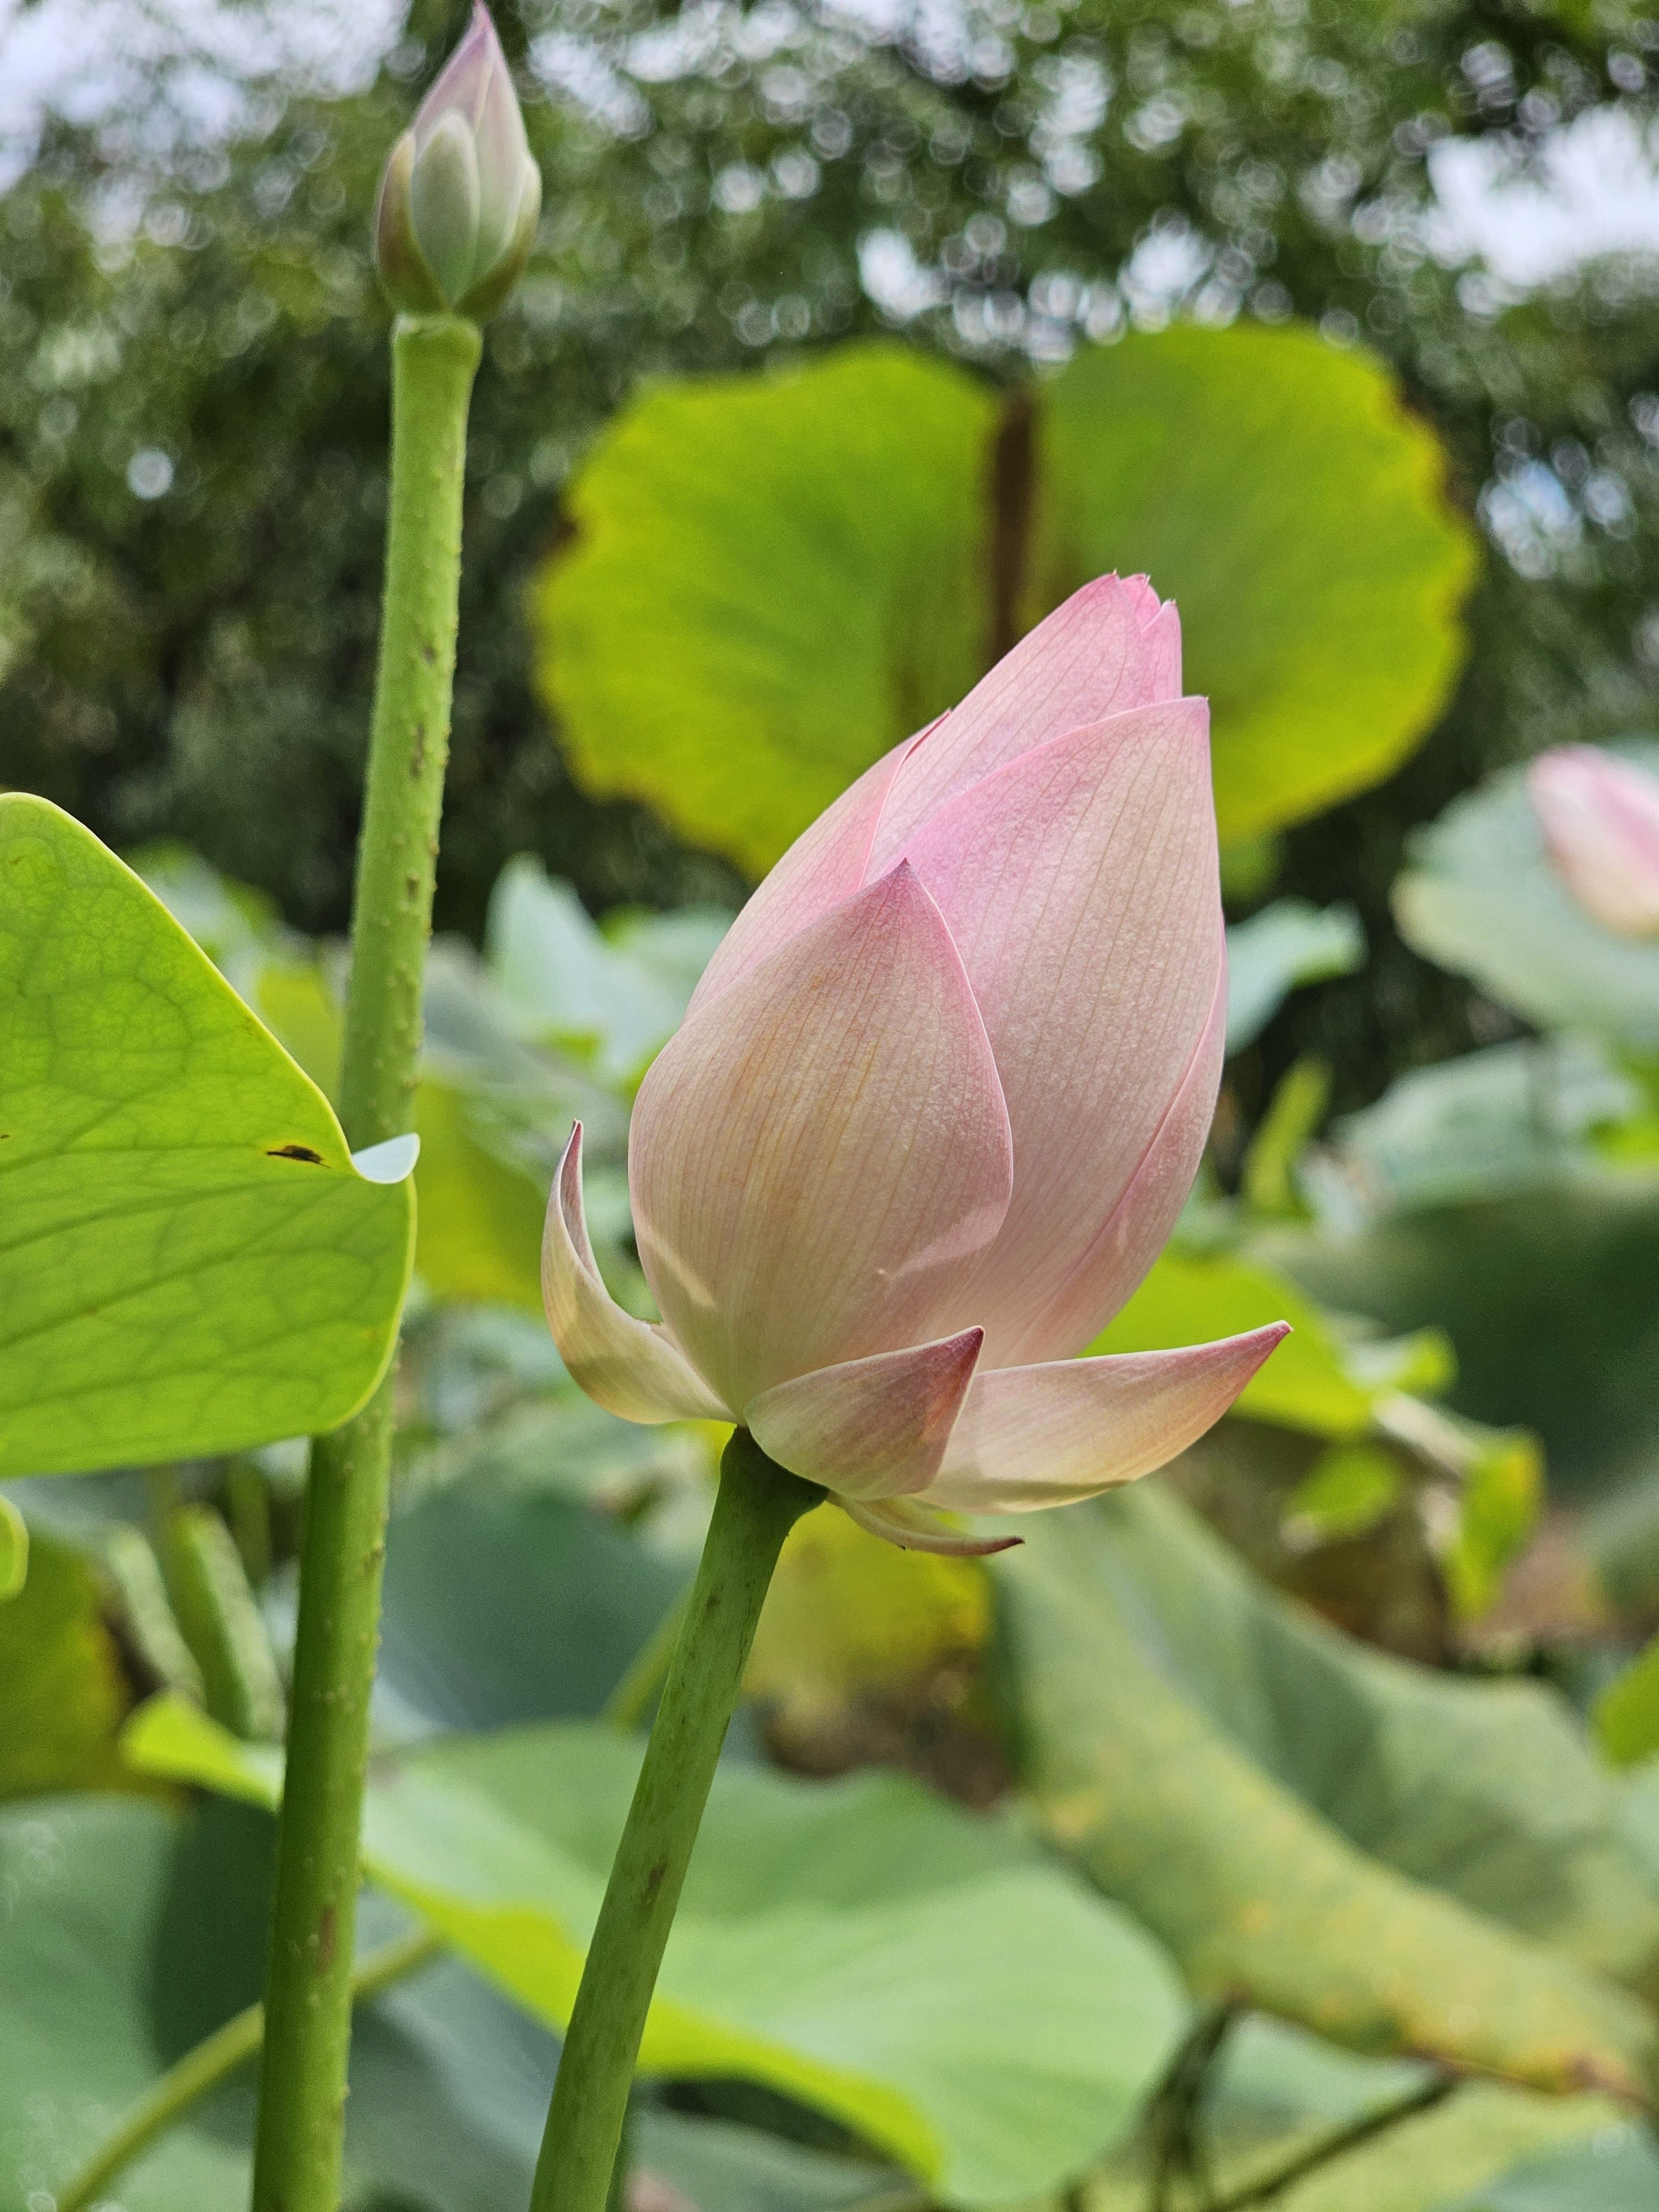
545;579;1287;1548
1528;745;1659;940
374;2;541;321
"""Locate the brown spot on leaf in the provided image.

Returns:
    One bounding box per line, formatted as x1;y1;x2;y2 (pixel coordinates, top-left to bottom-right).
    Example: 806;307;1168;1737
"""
268;1144;325;1165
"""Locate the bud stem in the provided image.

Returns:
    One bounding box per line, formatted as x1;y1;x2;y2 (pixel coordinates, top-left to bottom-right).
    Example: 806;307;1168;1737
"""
251;311;481;2212
529;1433;824;2211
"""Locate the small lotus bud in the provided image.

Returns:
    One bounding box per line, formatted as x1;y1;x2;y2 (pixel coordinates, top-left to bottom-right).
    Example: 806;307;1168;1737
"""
374;2;542;321
1528;744;1659;940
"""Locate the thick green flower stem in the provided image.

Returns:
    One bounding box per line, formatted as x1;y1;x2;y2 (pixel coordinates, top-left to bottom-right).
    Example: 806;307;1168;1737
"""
252;311;481;2212
530;1432;823;2212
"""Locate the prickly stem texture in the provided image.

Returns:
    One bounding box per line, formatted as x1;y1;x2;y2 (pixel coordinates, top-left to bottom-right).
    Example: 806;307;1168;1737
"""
529;1433;822;2211
251;312;481;2212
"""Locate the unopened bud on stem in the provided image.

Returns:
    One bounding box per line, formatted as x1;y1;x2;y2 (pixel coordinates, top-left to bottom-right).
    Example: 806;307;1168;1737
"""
374;2;541;321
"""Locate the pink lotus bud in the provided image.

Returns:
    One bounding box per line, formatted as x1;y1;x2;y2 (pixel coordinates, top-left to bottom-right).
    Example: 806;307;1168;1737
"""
1528;744;1659;940
374;2;542;321
544;580;1287;1549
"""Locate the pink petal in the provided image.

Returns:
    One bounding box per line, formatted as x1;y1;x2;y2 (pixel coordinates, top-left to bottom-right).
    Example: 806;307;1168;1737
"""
542;1124;731;1422
867;576;1182;873
687;734;919;1014
1528;745;1659;939
745;1328;984;1500
839;1493;1022;1557
920;1324;1290;1513
901;700;1224;1366
1014;962;1227;1368
629;863;1014;1410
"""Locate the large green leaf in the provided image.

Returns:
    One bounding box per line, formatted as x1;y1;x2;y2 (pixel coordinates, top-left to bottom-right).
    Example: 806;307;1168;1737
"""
536;331;1472;878
0;1792;895;2212
1035;323;1473;845
0;1796;256;2212
0;796;413;1477
998;1488;1659;2097
1393;743;1659;1056
377;1478;688;1734
538;343;992;878
127;1695;1186;2205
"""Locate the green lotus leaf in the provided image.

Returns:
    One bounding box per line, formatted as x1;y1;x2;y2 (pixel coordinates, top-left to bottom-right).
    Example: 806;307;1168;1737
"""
538;343;991;878
1000;1488;1659;2098
0;1791;897;2212
0;795;413;1477
126;1695;1186;2206
1034;323;1474;847
536;329;1473;878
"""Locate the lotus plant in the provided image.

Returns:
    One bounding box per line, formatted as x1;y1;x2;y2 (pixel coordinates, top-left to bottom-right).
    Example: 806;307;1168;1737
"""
1529;743;1659;941
533;576;1288;2209
252;13;538;2205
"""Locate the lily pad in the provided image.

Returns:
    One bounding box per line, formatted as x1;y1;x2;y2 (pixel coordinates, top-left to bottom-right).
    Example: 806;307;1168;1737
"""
0;1792;891;2212
0;796;413;1477
998;1488;1659;2096
538;343;992;878
537;330;1472;878
1036;324;1474;847
126;1696;1187;2206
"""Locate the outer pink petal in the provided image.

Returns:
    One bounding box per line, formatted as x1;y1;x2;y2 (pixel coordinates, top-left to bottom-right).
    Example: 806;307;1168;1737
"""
839;1493;1022;1557
901;700;1224;1366
542;1124;731;1423
920;1324;1290;1514
867;576;1182;872
687;734;922;1013
745;1328;983;1501
1009;960;1227;1368
629;863;1014;1410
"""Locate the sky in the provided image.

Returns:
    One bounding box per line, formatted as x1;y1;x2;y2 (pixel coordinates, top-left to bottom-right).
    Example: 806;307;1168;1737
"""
1;0;1657;290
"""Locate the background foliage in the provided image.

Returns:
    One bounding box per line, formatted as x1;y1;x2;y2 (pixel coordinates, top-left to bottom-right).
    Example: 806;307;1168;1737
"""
10;3;1659;2210
6;0;1659;1107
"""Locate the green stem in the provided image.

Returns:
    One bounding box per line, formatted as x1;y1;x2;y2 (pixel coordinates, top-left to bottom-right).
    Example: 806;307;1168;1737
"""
252;311;480;2212
1206;2075;1455;2212
530;1432;822;2212
56;1928;440;2212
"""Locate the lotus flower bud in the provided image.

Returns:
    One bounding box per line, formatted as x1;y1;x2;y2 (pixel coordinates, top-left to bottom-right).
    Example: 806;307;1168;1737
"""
1528;744;1659;940
374;2;542;321
542;579;1288;1553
